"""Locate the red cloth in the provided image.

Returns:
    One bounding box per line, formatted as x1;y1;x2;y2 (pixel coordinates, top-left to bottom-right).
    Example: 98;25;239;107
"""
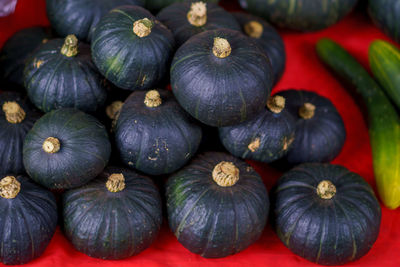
1;1;400;266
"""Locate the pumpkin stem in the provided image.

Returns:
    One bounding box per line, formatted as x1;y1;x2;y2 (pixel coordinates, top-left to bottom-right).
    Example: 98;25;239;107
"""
316;180;336;199
106;173;125;192
248;137;260;152
299;103;316;119
267;95;286;114
0;176;21;199
187;1;207;27
2;101;26;123
42;137;61;154
212;161;239;187
106;101;124;120
133;18;153;38
144;90;162;107
244;21;264;39
61;34;78;57
213;37;232;58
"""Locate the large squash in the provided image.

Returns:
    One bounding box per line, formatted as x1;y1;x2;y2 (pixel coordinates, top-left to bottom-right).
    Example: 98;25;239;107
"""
146;0;219;13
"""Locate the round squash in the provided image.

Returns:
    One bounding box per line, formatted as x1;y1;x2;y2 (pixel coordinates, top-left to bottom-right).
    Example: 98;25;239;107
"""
166;152;269;258
63;166;162;260
273;163;381;265
157;1;240;46
146;0;219;13
369;0;400;43
0;92;41;176
46;0;145;41
0;27;52;86
0;175;57;265
91;6;175;90
277;89;346;165
115;89;202;175
239;0;358;31
232;12;286;85
171;29;273;127
219;95;296;163
23;108;111;190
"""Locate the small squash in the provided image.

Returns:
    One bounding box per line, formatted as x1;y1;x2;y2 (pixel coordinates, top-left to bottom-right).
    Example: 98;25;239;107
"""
146;0;219;13
273;163;381;265
369;0;400;43
167;152;269;258
0;175;57;265
157;1;240;46
115;89;202;175
171;28;273;127
219;95;296;163
23;108;111;189
63;167;162;260
91;6;175;90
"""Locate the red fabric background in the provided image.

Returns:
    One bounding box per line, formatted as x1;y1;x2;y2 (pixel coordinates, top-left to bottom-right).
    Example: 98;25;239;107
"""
1;1;400;266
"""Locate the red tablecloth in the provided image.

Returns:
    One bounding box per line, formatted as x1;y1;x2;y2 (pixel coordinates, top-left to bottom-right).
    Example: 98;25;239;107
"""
1;1;400;266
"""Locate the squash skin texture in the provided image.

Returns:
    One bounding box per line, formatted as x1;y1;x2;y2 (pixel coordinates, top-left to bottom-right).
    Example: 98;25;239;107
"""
273;163;381;265
23;108;111;190
147;0;219;13
369;0;400;43
166;152;269;258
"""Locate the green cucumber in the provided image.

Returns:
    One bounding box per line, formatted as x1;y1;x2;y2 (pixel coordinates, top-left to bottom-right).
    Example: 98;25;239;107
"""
316;38;400;209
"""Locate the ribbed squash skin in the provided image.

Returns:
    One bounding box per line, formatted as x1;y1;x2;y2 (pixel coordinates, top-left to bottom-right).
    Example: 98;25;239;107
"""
369;0;400;43
91;6;175;90
0;175;57;265
157;2;240;46
63;167;162;260
115;89;202;175
166;152;269;258
171;29;273;127
274;163;381;265
46;0;145;41
146;0;219;13
24;38;107;113
239;0;358;31
23;108;111;189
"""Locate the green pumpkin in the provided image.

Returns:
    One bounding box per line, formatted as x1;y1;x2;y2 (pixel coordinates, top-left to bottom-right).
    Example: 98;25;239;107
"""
171;28;273;127
167;152;269;258
23;108;111;190
239;0;358;31
24;35;107;113
91;6;175;90
369;0;400;43
273;163;381;265
146;0;219;13
63;167;162;260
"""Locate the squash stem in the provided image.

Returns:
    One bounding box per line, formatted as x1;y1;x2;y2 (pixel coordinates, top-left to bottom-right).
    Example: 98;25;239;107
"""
144;90;162;107
267;95;286;114
42;137;61;154
213;37;232;58
106;173;125;192
187;1;207;27
2;101;26;123
133;18;153;38
212;161;239;187
248;138;261;152
106;101;124;120
316;180;336;199
244;21;263;39
61;35;78;57
299;103;315;119
0;176;21;199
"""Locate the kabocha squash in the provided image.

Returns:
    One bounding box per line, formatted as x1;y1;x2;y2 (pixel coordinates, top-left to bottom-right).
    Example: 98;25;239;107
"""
0;92;41;176
24;35;107;113
277;90;346;165
63;167;162;260
146;0;219;13
219;95;296;163
232;12;286;85
91;6;175;90
46;0;145;41
157;1;240;46
23;108;111;190
239;0;358;31
171;29;273;127
369;0;400;43
274;163;381;265
166;152;269;258
0;27;52;86
0;175;57;265
115;89;202;175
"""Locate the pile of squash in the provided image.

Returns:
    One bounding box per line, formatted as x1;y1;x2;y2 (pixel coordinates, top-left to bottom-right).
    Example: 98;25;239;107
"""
2;0;397;265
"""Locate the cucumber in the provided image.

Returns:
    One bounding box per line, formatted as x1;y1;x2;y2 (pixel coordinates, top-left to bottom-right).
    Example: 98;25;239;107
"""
316;38;400;209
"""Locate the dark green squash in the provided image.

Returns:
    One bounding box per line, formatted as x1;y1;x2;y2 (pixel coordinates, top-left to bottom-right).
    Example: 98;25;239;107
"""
146;0;219;13
63;166;162;260
166;152;269;258
0;175;57;265
157;1;240;46
115;89;202;175
273;163;381;265
171;29;273;127
232;12;286;85
46;0;145;41
0;27;52;86
277;89;346;165
219;95;296;163
23;108;111;189
369;0;400;43
0;92;41;176
91;6;175;90
239;0;358;31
